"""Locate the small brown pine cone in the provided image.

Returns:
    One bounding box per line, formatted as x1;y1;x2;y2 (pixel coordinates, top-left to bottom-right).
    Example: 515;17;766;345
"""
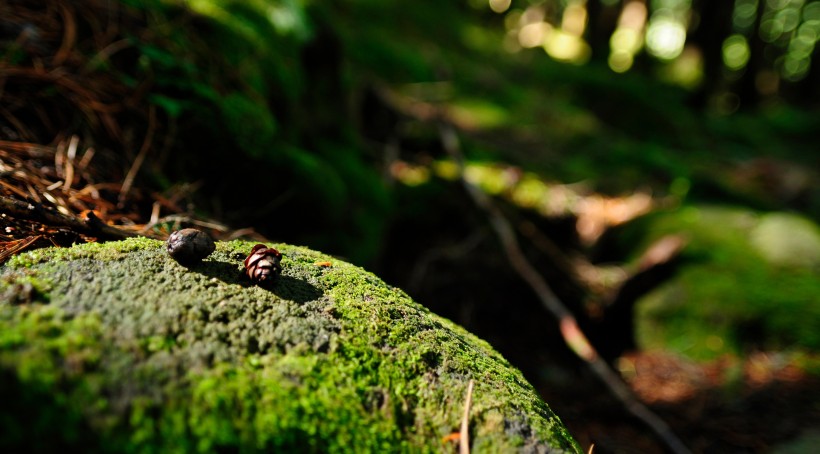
244;244;282;284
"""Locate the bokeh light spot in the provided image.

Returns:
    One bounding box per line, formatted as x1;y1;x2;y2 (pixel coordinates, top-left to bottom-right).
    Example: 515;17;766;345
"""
722;34;751;70
760;17;785;42
782;54;810;80
805;2;820;21
646;15;688;60
544;30;591;64
609;49;634;72
733;0;759;31
658;45;703;88
610;28;643;54
489;0;512;14
562;3;588;37
519;22;553;48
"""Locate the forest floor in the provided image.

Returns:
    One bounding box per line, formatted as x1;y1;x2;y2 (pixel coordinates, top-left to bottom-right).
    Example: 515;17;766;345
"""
3;142;820;453
547;350;820;453
0;2;820;454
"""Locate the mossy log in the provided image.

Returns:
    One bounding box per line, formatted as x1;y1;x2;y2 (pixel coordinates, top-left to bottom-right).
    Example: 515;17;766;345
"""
0;238;580;452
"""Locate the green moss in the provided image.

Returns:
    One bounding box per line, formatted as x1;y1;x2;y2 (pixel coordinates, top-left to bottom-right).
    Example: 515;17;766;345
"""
622;206;820;361
0;239;580;452
6;236;159;268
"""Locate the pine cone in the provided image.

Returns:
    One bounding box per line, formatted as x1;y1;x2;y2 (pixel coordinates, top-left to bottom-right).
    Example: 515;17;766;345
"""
244;244;282;284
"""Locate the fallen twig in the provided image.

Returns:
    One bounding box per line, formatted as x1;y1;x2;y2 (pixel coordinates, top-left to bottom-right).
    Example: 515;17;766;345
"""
0;235;43;263
0;195;137;240
460;379;474;454
439;123;691;454
119;105;156;207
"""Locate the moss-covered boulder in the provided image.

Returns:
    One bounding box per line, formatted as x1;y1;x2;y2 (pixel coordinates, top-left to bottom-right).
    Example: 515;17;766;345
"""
0;238;580;453
613;206;820;360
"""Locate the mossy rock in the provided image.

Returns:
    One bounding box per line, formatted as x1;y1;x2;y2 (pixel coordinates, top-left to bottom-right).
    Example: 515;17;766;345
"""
0;238;580;453
614;206;820;361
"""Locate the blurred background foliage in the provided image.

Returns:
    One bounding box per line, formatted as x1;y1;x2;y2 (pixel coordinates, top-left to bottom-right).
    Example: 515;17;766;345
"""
2;0;820;449
111;0;819;359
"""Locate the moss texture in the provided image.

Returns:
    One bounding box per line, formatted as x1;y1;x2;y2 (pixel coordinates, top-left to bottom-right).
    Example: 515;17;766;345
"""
0;238;580;453
613;206;820;361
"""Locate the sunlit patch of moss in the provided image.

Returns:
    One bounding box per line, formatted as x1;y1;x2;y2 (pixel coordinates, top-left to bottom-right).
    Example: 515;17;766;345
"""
510;176;550;208
624;206;820;361
318;257;579;451
0;239;581;452
6;237;162;268
464;163;510;195
749;212;820;268
391;162;432;186
448;98;510;129
432;160;460;180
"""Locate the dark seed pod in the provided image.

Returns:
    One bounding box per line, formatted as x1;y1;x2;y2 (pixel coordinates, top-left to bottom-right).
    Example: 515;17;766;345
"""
244;244;282;284
166;228;215;265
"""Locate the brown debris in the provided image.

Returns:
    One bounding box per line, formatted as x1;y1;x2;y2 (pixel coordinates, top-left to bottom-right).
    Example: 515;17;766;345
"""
0;1;252;262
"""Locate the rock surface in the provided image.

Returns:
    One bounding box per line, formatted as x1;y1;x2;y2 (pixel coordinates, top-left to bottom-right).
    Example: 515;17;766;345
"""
0;238;580;452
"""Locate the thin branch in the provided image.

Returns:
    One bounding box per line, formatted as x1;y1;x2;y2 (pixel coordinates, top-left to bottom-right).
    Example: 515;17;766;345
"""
0;194;137;240
119;105;156;207
83;39;132;74
144;214;229;232
0;140;56;158
53;3;77;66
439;124;691;454
61;135;79;192
0;235;43;263
460;379;474;454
